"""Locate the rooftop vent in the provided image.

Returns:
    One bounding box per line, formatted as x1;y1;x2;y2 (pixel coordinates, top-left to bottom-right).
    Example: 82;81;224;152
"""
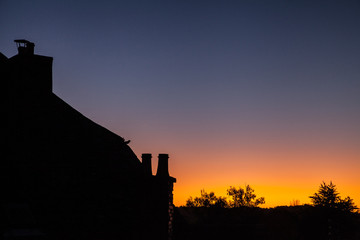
14;39;35;55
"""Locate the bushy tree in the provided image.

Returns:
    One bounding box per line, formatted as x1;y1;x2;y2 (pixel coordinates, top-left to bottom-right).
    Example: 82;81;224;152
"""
309;181;358;212
227;185;265;207
186;190;229;208
185;185;265;208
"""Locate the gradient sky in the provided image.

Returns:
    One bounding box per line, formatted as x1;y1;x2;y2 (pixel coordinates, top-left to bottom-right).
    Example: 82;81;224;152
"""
2;0;360;207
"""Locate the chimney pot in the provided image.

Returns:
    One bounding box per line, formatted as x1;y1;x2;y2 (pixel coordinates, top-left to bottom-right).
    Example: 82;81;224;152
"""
14;39;35;55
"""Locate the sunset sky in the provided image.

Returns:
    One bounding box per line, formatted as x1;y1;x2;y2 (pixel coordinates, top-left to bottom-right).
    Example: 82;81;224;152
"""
2;0;359;207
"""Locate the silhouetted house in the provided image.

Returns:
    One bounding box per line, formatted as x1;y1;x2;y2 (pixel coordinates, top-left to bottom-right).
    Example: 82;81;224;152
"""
2;40;176;240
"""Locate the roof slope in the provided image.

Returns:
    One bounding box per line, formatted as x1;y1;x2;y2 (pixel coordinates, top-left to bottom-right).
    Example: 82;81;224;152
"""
3;51;145;239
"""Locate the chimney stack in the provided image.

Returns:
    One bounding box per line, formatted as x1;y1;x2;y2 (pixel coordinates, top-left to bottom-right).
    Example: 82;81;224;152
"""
10;39;53;97
141;153;152;176
156;154;169;177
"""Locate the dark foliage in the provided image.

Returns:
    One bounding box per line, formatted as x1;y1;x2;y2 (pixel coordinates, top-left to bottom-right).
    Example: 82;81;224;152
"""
174;205;360;240
185;190;228;208
185;185;265;208
310;181;358;213
227;185;265;207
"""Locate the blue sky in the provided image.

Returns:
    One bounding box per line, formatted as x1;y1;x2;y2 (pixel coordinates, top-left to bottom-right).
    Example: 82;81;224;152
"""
2;0;360;206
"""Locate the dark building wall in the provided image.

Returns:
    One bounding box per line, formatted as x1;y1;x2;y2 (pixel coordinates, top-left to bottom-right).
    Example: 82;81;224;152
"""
2;42;176;240
3;52;144;239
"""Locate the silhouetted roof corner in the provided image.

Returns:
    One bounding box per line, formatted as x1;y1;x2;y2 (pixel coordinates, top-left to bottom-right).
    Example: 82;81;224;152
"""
0;52;8;62
169;176;177;183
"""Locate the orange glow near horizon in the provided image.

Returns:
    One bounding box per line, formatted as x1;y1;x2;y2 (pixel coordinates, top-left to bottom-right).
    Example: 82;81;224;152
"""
134;140;360;209
173;182;360;209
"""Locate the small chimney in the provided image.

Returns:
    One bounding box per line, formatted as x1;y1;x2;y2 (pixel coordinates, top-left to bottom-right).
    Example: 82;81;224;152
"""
14;39;35;55
141;153;152;176
156;154;169;177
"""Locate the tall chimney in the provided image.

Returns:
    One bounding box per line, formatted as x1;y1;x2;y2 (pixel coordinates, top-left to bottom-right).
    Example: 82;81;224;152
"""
141;153;152;176
156;154;169;177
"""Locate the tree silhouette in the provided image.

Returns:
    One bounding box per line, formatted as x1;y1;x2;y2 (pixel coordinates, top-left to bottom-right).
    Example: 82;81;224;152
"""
227;185;265;207
309;181;358;212
186;190;228;207
185;185;265;208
